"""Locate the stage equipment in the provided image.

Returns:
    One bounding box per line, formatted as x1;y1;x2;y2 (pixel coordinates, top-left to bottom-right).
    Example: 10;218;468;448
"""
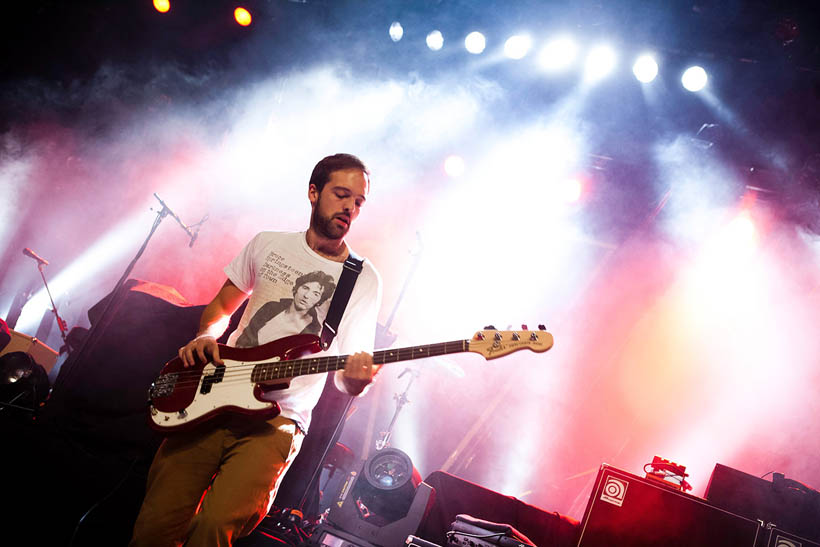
406;536;442;547
705;463;820;542
416;471;580;547
577;464;761;546
0;328;58;374
315;448;434;547
375;367;418;451
0;350;50;413
643;454;692;492
446;514;535;547
46;194;205;426
762;523;820;547
23;246;69;347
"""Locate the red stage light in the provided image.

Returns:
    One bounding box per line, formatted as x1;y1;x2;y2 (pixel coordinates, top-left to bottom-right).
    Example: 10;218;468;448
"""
234;7;252;26
153;0;170;13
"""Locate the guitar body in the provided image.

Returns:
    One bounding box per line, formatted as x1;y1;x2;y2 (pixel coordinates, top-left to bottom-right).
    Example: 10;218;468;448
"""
149;334;323;433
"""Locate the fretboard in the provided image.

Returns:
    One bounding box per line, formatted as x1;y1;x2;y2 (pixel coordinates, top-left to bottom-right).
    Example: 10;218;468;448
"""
250;340;469;383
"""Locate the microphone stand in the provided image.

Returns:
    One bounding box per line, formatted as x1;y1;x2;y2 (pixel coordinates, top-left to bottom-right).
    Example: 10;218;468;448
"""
44;194;206;414
375;367;420;451
36;261;69;348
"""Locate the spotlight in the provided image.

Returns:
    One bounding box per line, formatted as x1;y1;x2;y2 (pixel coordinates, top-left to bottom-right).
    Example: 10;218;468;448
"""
632;54;659;83
503;34;532;60
726;210;757;250
464;31;486;54
682;66;707;92
152;0;170;13
561;177;583;203
320;447;434;547
426;30;444;51
234;7;252;27
444;155;465;178
0;351;50;414
389;21;404;42
537;36;578;71
584;44;617;82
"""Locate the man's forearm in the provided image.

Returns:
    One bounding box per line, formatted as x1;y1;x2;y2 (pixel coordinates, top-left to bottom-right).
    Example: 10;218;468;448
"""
196;300;232;338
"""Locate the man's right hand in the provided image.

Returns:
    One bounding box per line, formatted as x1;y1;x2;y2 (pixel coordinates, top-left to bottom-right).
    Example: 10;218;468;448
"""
178;334;223;368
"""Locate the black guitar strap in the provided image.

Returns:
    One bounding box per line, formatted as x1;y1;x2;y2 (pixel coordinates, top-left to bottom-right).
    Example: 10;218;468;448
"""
320;249;364;350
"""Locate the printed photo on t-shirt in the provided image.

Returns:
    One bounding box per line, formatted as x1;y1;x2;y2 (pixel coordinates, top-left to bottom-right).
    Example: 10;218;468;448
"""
235;270;337;347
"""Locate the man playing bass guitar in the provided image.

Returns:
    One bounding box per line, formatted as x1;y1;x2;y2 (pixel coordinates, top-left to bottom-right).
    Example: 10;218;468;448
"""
131;153;382;547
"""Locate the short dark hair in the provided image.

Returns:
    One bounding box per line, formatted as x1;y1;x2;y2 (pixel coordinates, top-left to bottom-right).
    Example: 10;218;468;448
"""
308;153;369;193
292;270;337;306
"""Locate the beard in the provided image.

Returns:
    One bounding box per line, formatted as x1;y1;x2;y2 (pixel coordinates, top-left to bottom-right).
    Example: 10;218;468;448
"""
310;200;349;240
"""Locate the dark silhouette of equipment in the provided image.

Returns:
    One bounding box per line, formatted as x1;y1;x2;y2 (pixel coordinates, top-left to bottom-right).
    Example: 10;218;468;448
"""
577;464;762;546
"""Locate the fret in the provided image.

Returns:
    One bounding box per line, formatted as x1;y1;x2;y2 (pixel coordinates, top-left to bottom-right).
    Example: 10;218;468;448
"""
252;339;470;382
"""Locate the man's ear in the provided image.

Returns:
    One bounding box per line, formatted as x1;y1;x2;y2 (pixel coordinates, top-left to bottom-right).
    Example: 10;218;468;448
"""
308;183;319;206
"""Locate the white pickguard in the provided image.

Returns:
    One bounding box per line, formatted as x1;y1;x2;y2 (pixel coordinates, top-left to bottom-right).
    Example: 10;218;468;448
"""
149;357;279;429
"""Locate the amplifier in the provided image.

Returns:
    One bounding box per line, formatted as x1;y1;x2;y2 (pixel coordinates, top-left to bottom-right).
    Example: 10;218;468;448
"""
705;463;820;542
577;464;762;547
764;525;820;547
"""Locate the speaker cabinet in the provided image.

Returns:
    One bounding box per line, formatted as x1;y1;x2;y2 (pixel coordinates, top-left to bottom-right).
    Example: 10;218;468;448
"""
764;526;820;547
705;463;820;543
577;464;762;546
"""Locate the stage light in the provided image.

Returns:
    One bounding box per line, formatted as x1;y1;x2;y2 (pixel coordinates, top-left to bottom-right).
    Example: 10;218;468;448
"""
426;30;443;51
537;36;578;71
444;155;465;178
725;210;757;251
389;22;404;42
632;54;659;83
0;351;50;414
464;31;486;54
234;7;252;27
561;177;583;203
682;66;708;92
584;45;617;82
503;34;532;60
153;0;170;13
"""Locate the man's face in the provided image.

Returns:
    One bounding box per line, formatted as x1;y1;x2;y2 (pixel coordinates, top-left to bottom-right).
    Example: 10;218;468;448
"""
294;281;324;311
309;168;369;240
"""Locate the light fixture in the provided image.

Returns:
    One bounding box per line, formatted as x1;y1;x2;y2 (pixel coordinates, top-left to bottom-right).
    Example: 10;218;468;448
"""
584;44;617;82
682;66;708;92
632;54;659;83
358;448;421;523
389;22;404;42
503;34;532;60
537;36;578;71
0;351;50;414
464;31;486;54
426;30;443;51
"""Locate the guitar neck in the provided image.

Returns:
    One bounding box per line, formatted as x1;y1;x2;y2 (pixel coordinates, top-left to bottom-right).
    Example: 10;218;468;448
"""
252;340;469;383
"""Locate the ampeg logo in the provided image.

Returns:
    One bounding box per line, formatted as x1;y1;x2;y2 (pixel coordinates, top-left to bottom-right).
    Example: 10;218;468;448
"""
601;476;629;507
775;536;801;547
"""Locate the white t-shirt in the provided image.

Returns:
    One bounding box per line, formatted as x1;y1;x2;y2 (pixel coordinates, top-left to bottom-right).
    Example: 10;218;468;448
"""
223;231;381;432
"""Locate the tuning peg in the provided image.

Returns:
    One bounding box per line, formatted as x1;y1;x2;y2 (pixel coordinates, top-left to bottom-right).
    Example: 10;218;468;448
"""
521;324;528;330
474;332;485;341
538;324;546;330
511;332;520;341
484;325;497;330
494;332;502;341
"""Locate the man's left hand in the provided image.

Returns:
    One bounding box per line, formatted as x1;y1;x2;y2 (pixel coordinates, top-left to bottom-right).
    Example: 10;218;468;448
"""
341;351;378;396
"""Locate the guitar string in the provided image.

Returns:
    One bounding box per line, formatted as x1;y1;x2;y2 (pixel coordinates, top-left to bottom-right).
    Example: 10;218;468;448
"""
153;342;468;389
151;340;472;392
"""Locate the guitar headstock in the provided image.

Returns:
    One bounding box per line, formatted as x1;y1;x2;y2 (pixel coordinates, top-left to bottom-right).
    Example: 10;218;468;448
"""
468;325;554;360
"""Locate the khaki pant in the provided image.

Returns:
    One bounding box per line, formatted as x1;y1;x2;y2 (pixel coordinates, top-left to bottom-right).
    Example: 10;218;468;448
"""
130;414;303;547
